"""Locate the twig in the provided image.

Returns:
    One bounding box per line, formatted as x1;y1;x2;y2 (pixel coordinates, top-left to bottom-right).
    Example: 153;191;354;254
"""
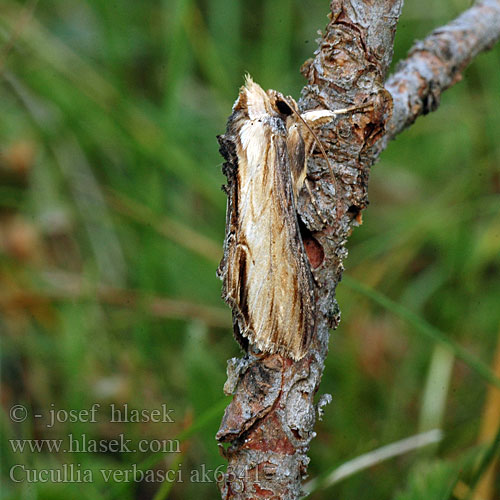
384;0;500;143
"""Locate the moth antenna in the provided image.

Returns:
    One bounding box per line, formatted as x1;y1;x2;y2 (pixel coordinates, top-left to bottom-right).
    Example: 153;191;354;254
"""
285;100;343;227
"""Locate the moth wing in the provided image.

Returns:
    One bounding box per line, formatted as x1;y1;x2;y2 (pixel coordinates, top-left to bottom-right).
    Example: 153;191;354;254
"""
223;118;314;360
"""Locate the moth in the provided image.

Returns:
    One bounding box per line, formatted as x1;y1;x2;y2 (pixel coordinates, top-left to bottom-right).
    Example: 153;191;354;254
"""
217;76;351;361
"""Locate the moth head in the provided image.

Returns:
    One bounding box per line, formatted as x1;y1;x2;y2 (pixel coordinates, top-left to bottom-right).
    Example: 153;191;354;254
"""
269;91;336;142
267;90;299;120
234;75;302;125
233;75;274;120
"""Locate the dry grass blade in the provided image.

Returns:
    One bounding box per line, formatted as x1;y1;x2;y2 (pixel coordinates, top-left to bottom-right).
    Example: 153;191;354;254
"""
0;271;231;328
474;327;500;500
303;429;443;495
106;189;221;264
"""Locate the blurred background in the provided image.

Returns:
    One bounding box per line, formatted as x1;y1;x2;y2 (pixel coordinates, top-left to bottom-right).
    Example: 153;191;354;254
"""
1;0;499;499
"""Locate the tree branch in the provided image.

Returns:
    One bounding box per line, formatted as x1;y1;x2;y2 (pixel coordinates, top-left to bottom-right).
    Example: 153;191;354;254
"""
216;1;499;499
385;0;500;143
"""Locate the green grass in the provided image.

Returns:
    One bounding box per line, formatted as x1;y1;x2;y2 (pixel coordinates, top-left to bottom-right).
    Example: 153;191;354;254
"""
1;0;500;499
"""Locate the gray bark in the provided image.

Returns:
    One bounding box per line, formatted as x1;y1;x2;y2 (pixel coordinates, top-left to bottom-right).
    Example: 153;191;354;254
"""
216;1;500;499
385;0;500;144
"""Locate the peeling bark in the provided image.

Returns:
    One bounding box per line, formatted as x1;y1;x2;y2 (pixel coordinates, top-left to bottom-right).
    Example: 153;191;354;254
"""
216;1;500;498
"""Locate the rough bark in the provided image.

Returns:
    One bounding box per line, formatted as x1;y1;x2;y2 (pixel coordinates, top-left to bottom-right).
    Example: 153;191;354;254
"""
216;1;500;499
385;0;500;144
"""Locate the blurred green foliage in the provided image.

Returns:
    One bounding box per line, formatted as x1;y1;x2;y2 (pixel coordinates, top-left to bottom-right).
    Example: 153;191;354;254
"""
1;0;499;499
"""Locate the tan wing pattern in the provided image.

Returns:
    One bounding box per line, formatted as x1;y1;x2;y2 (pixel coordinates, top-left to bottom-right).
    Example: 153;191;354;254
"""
218;77;316;361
